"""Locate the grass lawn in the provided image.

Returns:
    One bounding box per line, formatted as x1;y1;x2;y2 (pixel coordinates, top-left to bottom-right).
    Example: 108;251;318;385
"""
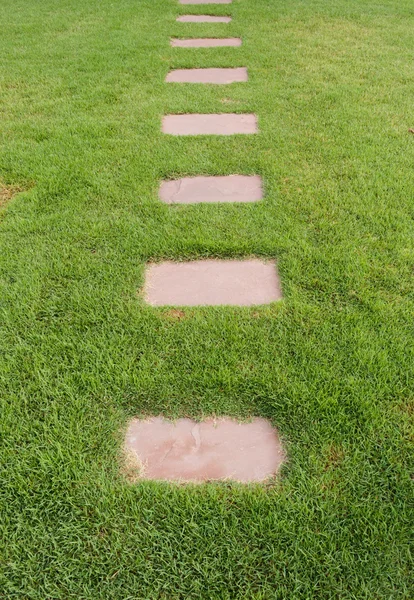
1;0;413;597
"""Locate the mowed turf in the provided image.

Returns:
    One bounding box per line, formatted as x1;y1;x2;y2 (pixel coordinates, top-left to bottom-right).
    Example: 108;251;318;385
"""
1;0;413;597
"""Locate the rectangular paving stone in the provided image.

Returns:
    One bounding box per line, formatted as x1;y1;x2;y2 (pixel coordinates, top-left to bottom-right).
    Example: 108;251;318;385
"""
171;37;241;48
159;175;263;204
166;67;247;84
124;417;285;483
176;15;232;22
144;259;282;306
162;114;258;135
180;0;232;4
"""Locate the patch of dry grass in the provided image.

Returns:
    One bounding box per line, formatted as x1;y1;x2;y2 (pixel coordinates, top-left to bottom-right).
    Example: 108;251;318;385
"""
0;181;25;209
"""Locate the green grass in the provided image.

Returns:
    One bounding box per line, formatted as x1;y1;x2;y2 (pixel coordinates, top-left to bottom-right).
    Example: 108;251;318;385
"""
1;0;413;597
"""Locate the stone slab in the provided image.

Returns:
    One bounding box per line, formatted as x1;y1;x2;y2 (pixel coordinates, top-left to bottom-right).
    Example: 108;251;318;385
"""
166;67;247;84
162;114;258;135
159;175;263;204
124;417;285;483
144;259;281;306
180;0;232;4
177;15;232;23
171;38;241;48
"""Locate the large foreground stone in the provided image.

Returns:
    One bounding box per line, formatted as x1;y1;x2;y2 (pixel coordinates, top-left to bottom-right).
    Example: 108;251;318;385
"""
177;15;231;22
124;417;285;483
166;67;247;84
162;113;258;135
144;259;282;306
171;38;241;47
159;175;263;204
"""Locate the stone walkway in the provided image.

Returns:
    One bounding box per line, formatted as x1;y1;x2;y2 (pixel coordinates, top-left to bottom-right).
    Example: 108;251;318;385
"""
159;174;262;204
125;417;285;483
179;0;232;4
177;14;232;22
166;67;248;84
162;113;258;135
144;260;282;306
171;37;241;47
125;0;285;483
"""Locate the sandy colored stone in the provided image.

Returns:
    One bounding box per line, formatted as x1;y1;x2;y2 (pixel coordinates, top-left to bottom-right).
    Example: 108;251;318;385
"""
159;175;263;204
162;114;258;135
180;0;232;4
171;38;241;48
176;15;232;23
124;416;285;483
166;68;247;84
144;259;282;306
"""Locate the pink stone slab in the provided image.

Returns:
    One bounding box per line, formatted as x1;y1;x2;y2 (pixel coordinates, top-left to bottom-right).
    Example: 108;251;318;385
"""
144;259;281;306
159;175;263;204
166;68;247;84
162;114;258;135
180;0;232;4
171;37;241;48
177;15;232;23
125;417;285;483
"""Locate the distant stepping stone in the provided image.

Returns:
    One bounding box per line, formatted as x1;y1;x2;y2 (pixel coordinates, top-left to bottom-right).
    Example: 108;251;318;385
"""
124;417;285;483
159;175;263;204
171;38;241;48
177;15;231;22
144;259;281;306
166;67;247;84
180;0;232;4
162;114;258;135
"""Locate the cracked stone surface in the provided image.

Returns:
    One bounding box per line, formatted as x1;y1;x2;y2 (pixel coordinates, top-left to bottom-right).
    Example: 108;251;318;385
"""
166;68;247;84
144;259;282;306
171;38;241;48
179;0;232;4
124;417;285;482
159;175;263;204
176;15;232;23
162;114;258;135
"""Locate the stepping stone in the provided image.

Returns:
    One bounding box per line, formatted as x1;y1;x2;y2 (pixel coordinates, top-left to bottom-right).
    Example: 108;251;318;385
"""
159;175;263;204
144;259;282;306
166;67;247;84
177;15;232;23
180;0;232;4
171;38;241;48
162;114;258;135
124;417;285;483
